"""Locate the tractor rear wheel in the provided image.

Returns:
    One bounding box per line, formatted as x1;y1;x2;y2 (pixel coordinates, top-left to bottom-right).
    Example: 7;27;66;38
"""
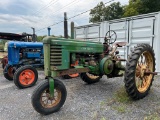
62;73;79;79
80;73;101;84
3;64;14;81
62;61;79;79
13;65;38;89
124;44;155;100
31;79;67;115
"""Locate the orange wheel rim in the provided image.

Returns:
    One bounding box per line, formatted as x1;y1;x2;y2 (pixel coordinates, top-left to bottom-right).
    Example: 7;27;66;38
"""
68;73;79;78
40;88;62;108
69;61;79;77
8;67;13;78
19;69;35;86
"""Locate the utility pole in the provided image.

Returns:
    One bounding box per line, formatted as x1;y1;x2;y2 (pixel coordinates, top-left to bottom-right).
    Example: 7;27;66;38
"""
47;27;51;36
71;22;74;39
31;27;36;42
64;12;68;39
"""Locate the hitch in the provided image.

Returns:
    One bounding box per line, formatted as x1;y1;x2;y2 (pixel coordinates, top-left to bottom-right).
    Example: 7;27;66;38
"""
144;71;158;75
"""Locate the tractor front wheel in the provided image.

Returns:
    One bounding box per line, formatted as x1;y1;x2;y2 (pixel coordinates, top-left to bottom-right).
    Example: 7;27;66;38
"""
124;44;155;100
31;79;67;115
13;65;38;89
3;64;14;81
80;73;101;84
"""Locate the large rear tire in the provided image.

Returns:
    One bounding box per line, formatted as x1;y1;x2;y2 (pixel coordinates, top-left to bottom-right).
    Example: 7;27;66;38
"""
62;73;79;79
3;64;14;81
31;79;67;115
124;44;155;100
13;65;38;89
80;73;101;84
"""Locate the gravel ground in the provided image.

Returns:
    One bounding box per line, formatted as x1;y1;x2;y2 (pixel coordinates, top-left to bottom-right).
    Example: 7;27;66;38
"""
0;71;160;120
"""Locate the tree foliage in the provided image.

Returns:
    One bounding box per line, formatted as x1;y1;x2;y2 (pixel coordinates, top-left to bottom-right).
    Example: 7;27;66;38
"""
37;35;56;42
89;0;160;22
37;36;46;42
89;2;106;23
89;2;124;23
123;0;141;17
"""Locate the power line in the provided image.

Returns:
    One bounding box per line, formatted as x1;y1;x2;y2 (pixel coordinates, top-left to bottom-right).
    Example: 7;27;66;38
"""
36;0;114;32
32;0;58;15
46;0;81;18
32;0;81;31
35;0;81;26
18;0;58;30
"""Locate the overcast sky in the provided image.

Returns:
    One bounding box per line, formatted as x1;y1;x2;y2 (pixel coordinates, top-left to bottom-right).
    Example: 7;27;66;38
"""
0;0;129;36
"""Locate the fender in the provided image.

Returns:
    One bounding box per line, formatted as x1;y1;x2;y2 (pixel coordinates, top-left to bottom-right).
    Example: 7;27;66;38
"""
1;56;8;69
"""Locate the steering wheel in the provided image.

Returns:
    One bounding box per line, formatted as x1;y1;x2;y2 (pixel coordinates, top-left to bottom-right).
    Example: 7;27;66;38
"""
105;30;117;44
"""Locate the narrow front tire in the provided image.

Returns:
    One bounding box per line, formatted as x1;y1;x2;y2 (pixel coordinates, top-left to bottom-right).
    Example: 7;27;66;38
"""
31;79;67;115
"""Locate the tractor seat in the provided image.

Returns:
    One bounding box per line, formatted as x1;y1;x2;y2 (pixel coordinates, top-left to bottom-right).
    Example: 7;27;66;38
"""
113;42;127;47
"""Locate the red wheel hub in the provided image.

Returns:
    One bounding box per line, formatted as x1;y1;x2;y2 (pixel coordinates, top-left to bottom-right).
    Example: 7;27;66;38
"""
19;69;35;85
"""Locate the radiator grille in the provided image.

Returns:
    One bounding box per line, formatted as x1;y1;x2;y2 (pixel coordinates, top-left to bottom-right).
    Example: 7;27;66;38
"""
50;45;62;66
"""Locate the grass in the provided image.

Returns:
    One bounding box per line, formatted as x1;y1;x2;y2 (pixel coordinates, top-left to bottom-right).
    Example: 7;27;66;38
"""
92;111;98;120
98;87;132;114
144;113;160;120
114;87;132;103
100;117;106;120
110;87;133;114
112;105;126;113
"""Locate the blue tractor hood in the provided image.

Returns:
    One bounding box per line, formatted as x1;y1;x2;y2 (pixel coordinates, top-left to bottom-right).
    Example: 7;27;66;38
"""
8;41;43;48
8;41;43;65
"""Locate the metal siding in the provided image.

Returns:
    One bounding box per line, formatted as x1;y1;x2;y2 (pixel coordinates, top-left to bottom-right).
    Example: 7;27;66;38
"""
100;21;109;43
130;17;154;46
86;25;100;42
74;28;85;39
129;17;155;56
109;21;128;62
153;13;160;72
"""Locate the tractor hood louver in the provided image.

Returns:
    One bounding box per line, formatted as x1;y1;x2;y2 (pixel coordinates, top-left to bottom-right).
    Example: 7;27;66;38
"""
50;45;62;66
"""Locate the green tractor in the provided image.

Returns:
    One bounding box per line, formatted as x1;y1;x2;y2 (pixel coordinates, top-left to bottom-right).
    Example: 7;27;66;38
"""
31;30;156;115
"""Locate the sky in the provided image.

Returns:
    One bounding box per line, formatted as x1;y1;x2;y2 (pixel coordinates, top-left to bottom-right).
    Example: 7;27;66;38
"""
0;0;129;36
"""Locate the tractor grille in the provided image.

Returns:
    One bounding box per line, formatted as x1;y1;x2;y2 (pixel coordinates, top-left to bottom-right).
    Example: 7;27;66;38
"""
50;45;62;66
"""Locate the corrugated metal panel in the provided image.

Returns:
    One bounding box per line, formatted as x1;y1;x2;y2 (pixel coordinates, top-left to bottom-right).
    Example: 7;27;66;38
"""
86;25;100;42
109;21;128;61
153;13;160;72
129;17;155;54
74;23;100;42
74;28;85;39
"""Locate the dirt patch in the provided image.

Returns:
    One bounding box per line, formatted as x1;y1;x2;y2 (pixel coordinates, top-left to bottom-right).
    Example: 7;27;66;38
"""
0;52;7;59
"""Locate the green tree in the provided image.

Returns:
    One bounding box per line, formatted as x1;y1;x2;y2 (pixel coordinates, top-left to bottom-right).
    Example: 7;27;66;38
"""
37;36;47;42
123;0;160;17
89;2;124;23
140;0;160;13
89;2;106;23
123;0;141;17
104;2;124;21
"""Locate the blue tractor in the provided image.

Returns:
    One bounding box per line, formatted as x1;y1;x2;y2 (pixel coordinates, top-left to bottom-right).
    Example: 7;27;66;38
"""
3;41;43;89
0;32;36;69
0;32;43;89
